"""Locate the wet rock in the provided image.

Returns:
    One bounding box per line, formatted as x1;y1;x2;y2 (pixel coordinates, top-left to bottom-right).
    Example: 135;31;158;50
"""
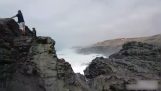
84;57;113;79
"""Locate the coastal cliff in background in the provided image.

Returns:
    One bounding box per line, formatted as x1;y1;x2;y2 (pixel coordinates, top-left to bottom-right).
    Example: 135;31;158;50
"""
0;18;161;91
77;34;161;56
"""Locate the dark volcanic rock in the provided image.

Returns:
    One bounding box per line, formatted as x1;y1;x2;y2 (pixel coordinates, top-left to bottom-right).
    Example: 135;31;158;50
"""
84;41;161;91
0;18;91;91
1;18;161;91
110;41;161;61
84;57;113;79
0;18;40;91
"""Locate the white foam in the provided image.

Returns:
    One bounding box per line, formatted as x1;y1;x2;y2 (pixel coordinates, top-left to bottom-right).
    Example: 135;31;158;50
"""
57;48;106;74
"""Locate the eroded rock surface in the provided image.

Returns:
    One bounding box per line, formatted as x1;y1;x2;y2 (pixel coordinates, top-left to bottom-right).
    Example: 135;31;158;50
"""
84;41;161;91
0;18;90;91
1;18;161;91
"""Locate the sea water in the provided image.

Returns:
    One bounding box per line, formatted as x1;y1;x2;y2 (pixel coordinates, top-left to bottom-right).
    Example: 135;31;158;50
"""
57;48;106;74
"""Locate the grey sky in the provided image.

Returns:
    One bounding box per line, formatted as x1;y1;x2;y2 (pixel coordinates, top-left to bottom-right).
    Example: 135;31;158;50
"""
0;0;161;50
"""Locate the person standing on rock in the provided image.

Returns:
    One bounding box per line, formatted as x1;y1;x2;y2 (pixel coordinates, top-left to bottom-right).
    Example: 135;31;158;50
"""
32;27;37;37
11;10;26;35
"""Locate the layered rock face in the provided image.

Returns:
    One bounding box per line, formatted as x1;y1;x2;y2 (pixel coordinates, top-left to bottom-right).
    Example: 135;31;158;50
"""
84;41;161;91
1;18;161;91
0;18;89;91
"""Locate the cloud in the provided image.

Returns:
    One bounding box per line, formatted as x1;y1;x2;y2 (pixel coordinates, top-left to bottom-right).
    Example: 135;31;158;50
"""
0;0;161;50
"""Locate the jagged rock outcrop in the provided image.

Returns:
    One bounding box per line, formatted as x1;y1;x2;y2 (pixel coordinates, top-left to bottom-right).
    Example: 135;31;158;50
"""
0;18;90;91
84;41;161;91
1;18;161;91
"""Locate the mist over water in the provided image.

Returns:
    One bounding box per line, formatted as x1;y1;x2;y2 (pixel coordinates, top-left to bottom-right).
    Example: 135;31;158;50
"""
57;48;106;74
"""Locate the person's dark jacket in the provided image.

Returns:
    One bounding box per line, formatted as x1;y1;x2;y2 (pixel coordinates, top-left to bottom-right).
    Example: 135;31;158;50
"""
16;13;25;23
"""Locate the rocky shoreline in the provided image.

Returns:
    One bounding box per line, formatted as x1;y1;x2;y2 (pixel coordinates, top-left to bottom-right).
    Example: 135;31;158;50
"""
0;18;160;91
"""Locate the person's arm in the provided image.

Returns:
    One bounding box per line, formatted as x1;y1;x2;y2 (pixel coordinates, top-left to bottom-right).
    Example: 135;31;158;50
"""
11;14;17;18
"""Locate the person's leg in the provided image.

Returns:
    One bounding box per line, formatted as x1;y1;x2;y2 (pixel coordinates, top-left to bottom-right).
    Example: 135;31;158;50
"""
19;22;23;35
19;22;25;35
22;22;26;35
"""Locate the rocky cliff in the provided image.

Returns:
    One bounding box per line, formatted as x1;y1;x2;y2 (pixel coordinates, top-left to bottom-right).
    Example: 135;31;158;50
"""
84;41;161;91
0;18;90;91
0;18;161;91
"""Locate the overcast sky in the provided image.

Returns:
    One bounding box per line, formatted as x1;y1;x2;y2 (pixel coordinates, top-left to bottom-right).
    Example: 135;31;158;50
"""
0;0;161;50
